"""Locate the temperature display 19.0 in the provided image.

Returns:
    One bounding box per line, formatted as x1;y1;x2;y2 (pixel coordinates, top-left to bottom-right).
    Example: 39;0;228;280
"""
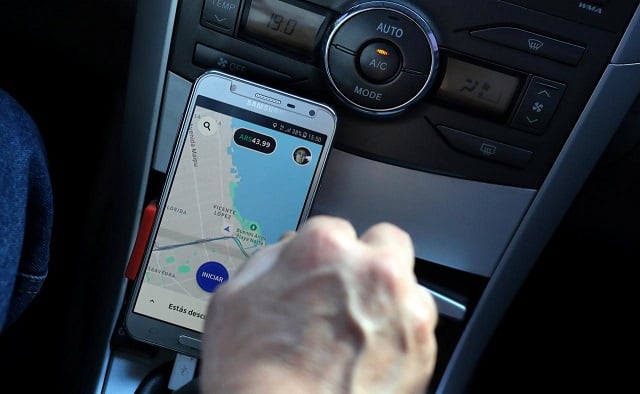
242;0;329;55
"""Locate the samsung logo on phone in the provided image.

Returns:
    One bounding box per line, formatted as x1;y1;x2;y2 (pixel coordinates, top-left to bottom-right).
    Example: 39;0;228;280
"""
245;99;284;114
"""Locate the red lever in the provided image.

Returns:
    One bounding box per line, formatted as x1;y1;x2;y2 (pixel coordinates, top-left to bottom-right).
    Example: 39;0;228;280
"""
125;200;158;280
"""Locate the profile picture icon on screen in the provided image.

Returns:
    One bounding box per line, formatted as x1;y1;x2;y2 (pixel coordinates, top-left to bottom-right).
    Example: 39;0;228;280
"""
293;146;311;165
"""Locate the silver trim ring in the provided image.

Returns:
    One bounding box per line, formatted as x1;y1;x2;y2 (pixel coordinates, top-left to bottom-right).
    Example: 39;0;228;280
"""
323;1;439;115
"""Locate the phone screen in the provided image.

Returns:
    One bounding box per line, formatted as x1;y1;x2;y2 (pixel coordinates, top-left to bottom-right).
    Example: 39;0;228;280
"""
132;94;331;333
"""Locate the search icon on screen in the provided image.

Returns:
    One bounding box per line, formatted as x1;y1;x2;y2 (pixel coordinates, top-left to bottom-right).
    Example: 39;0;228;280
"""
198;116;216;136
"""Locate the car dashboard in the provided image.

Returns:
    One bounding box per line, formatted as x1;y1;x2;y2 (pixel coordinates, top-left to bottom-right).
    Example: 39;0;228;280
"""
0;0;639;393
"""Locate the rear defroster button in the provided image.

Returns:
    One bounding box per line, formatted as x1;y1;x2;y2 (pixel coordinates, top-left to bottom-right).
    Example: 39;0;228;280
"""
436;125;532;169
358;41;401;83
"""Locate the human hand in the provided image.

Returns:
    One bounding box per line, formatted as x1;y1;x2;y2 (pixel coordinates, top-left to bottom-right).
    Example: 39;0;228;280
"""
199;215;438;394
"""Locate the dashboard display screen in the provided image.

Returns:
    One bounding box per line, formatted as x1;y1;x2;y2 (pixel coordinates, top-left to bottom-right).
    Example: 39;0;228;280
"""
437;57;521;117
242;0;328;54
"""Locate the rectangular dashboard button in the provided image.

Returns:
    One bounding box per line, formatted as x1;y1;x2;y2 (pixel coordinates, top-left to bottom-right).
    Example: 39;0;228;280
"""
436;125;532;169
193;43;293;82
512;76;566;134
470;27;585;66
201;0;242;34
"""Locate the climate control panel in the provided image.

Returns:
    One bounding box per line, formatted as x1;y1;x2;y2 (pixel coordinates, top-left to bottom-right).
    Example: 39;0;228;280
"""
167;0;639;190
323;2;439;114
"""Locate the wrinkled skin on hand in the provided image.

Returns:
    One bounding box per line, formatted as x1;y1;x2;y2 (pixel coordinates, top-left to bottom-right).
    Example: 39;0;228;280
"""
200;215;438;394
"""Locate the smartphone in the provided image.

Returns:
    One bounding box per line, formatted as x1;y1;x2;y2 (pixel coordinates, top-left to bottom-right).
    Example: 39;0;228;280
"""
125;70;337;356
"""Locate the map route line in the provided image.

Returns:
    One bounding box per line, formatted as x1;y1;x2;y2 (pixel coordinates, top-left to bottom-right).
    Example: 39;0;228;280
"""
153;236;250;258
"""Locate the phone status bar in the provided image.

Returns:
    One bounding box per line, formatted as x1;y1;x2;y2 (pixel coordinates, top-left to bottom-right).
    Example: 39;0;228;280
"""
196;95;328;145
270;121;325;144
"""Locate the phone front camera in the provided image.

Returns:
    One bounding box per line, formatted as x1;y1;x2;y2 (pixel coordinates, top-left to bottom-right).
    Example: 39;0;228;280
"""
308;109;316;117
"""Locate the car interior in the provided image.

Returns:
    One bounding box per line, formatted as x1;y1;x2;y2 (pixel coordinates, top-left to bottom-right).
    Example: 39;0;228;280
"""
1;0;638;393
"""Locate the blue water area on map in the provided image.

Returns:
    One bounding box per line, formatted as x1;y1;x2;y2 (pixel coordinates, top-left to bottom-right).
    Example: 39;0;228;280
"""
229;118;324;244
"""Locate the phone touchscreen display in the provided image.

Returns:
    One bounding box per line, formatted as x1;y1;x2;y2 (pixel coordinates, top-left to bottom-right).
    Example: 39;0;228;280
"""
133;95;330;333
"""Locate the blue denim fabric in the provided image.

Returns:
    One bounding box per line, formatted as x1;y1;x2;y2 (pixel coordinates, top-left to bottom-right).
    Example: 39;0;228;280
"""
0;89;53;332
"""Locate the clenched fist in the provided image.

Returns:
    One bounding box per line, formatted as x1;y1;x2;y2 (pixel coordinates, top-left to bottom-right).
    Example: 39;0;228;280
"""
199;215;438;394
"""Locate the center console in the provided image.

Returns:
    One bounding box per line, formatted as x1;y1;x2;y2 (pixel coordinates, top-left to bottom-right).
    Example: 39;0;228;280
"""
96;0;640;392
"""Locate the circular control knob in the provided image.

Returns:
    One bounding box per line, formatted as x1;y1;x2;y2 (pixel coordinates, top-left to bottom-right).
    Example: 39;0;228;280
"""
358;41;401;83
323;1;439;115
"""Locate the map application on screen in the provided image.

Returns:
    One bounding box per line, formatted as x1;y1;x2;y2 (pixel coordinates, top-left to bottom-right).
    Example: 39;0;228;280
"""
133;96;329;332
